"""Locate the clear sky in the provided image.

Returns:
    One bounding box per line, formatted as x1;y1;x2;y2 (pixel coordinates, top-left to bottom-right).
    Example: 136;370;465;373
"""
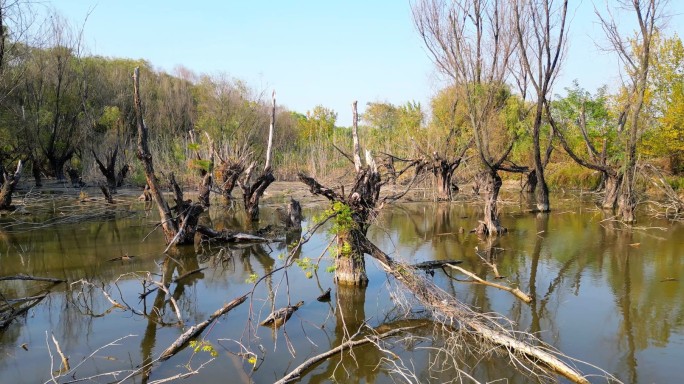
49;0;683;126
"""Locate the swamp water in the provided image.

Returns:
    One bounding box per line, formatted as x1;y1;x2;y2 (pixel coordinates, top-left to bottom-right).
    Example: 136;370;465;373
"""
1;193;683;383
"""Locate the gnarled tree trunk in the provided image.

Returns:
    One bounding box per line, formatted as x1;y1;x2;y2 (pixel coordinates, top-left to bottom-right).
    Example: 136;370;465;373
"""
432;155;459;201
217;160;244;204
601;171;622;210
476;168;505;235
93;145;128;192
0;161;22;210
198;172;212;208
334;229;369;286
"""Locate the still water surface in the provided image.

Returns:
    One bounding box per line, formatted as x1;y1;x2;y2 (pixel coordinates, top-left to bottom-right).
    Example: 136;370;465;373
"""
1;194;683;383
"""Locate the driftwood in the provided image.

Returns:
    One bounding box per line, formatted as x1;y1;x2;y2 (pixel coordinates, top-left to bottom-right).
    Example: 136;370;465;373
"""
443;264;533;303
158;294;247;361
274;326;418;384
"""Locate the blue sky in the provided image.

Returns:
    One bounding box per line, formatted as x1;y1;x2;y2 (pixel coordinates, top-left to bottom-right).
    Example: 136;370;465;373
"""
51;0;683;126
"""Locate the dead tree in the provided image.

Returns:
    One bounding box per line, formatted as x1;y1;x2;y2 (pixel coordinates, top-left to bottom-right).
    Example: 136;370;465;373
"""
92;144;129;192
427;139;471;201
189;131;214;208
512;0;569;212
216;156;245;204
133;67;204;246
239;91;276;221
0;160;22;210
601;0;663;223
414;0;525;235
299;101;423;286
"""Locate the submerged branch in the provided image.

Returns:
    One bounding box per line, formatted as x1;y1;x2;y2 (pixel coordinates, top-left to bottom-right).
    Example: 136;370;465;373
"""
158;294;247;361
274;326;418;384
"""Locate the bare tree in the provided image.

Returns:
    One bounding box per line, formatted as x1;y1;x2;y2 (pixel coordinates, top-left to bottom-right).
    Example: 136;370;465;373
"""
512;0;569;212
239;91;276;221
300;101;424;285
92;144;129;192
549;0;666;220
599;0;665;223
413;0;523;235
134;67;203;245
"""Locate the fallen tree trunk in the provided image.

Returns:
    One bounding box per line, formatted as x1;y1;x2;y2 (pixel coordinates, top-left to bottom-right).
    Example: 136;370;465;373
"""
158;294;247;361
359;236;590;384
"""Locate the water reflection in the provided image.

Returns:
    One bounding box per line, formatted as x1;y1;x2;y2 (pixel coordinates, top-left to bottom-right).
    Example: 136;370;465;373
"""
1;199;684;383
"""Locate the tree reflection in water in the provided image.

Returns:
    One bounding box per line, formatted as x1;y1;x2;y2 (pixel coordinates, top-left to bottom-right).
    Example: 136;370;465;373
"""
1;201;684;383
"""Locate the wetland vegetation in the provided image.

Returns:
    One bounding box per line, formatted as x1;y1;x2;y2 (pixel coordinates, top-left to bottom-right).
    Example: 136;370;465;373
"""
1;0;684;383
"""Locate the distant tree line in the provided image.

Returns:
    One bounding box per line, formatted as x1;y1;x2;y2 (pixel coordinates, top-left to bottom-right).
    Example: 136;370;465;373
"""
1;1;682;222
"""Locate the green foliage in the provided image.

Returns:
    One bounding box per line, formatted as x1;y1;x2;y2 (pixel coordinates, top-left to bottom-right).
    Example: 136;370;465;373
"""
190;159;212;172
189;340;218;357
642;34;684;171
297;105;337;142
552;82;622;163
315;201;355;235
245;274;258;284
666;176;684;191
546;162;601;190
295;257;317;278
